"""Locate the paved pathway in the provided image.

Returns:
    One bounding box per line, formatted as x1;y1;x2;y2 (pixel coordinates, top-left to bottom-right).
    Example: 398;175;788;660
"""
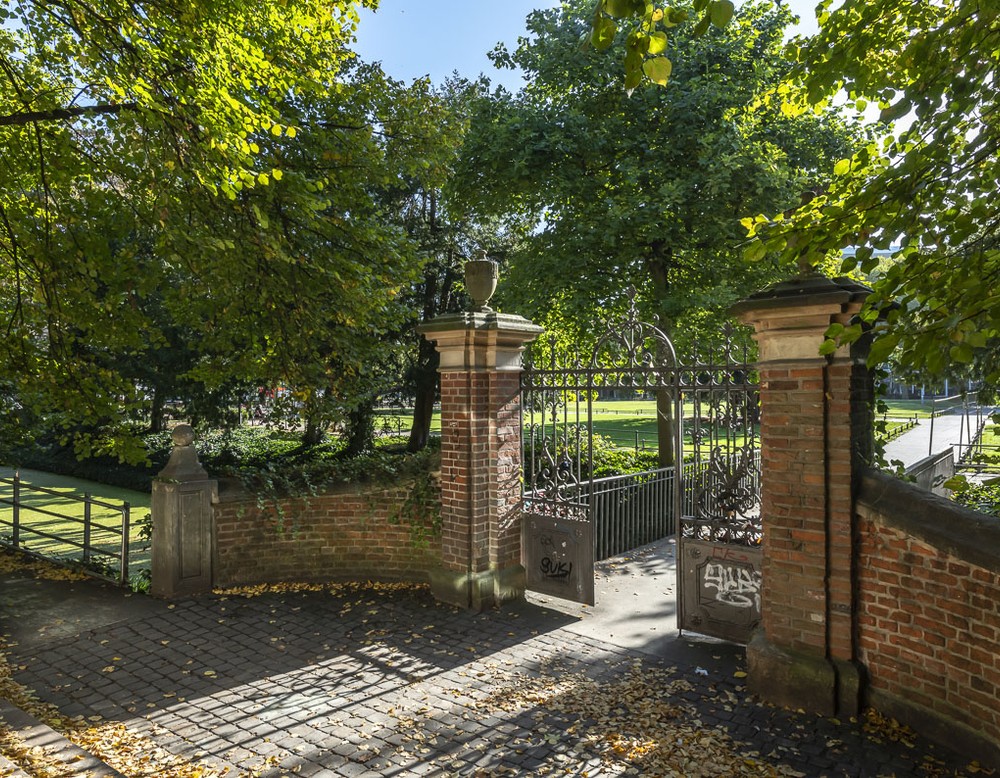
1;547;990;778
883;409;988;469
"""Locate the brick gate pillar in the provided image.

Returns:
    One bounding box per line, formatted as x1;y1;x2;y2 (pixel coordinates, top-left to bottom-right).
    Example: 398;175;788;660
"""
418;300;542;611
733;273;873;717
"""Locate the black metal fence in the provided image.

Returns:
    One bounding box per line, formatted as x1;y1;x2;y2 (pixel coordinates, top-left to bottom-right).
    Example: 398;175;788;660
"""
581;449;763;562
583;466;674;561
0;472;132;585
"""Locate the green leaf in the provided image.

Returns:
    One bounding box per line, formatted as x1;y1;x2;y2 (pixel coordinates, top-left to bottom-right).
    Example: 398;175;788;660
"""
647;32;668;55
667;7;689;24
624;66;643;93
942;475;968;491
604;0;632;19
833;158;851;176
693;14;711;36
824;322;845;339
744;240;767;262
818;338;838;356
867;333;900;365
710;0;735;27
592;16;617;51
642;56;672;86
950;343;974;363
879;97;911;123
839;324;863;345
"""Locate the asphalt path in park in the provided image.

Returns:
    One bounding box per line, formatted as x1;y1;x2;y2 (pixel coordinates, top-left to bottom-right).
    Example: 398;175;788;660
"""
882;408;990;469
0;542;989;777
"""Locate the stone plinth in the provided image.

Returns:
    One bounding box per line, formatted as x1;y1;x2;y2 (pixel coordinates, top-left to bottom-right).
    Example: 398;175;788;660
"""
151;425;218;599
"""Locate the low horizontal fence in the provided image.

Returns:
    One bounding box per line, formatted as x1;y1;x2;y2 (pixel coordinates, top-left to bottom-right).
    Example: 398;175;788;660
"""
878;415;919;444
0;472;131;585
570;450;762;561
583;466;674;561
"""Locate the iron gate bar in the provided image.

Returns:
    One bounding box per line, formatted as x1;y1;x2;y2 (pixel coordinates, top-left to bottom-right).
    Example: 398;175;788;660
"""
582;466;677;562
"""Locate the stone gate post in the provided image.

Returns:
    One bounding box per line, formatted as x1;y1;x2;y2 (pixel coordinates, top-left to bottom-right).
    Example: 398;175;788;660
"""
733;274;873;717
151;425;218;599
418;280;542;611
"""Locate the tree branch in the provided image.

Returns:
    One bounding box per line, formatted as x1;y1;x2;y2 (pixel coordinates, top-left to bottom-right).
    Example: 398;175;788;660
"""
0;102;137;127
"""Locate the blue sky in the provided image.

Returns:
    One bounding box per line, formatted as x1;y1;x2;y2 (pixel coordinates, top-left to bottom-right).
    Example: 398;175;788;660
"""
352;0;820;89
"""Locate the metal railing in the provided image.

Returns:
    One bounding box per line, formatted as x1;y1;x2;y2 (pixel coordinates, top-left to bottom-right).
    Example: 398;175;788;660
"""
583;466;675;561
0;472;131;585
926;395;987;458
574;450;763;562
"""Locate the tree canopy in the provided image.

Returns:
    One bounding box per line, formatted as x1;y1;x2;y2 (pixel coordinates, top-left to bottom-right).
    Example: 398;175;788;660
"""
0;0;449;459
455;0;859;346
591;0;1000;385
748;0;1000;383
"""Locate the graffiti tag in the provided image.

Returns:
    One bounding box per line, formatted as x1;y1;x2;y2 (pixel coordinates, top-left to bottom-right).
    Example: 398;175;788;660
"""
540;557;572;579
702;562;761;610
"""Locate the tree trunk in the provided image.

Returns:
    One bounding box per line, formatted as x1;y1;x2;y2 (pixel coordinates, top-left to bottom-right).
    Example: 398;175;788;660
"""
656;389;675;468
407;339;439;452
647;244;676;469
149;386;165;434
302;392;325;446
343;400;375;457
303;417;325;446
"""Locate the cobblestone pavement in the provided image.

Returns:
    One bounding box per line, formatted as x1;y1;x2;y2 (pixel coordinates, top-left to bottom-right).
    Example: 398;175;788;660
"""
3;581;988;778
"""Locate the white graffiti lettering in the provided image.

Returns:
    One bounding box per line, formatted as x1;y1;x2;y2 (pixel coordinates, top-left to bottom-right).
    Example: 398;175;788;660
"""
702;563;761;610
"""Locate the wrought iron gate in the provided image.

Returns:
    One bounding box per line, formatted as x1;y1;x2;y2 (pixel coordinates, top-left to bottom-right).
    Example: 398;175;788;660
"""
520;294;762;643
676;355;762;644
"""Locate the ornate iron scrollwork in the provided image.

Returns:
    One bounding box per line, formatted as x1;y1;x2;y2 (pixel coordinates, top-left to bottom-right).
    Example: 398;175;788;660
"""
702;445;758;519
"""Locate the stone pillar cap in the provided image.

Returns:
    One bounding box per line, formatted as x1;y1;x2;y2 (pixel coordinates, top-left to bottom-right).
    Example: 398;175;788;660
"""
418;310;543;372
157;424;210;481
417;310;543;338
731;272;871;317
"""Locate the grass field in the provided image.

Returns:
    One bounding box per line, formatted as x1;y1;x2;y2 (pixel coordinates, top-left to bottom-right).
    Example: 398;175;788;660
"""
0;467;150;578
880;397;975;418
383;396;937;454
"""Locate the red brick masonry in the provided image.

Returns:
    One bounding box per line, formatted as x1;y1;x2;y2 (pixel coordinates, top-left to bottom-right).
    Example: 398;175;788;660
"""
212;478;441;588
856;469;1000;764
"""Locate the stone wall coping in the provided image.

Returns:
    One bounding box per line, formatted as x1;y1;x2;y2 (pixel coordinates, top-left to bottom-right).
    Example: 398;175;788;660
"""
857;467;1000;573
902;449;954;477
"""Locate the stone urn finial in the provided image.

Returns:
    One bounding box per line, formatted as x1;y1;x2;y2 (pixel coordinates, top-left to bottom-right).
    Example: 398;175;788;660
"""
465;255;499;312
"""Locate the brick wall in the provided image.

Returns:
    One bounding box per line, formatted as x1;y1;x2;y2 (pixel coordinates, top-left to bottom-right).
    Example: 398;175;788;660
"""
856;469;1000;764
212;477;441;588
490;370;524;573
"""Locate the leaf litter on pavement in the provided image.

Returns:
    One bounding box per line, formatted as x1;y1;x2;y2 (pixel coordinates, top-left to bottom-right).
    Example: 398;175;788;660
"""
0;562;994;778
475;657;800;777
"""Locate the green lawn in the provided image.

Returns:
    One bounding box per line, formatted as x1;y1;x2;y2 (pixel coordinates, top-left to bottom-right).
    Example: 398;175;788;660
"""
881;397;973;418
0;467;150;577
